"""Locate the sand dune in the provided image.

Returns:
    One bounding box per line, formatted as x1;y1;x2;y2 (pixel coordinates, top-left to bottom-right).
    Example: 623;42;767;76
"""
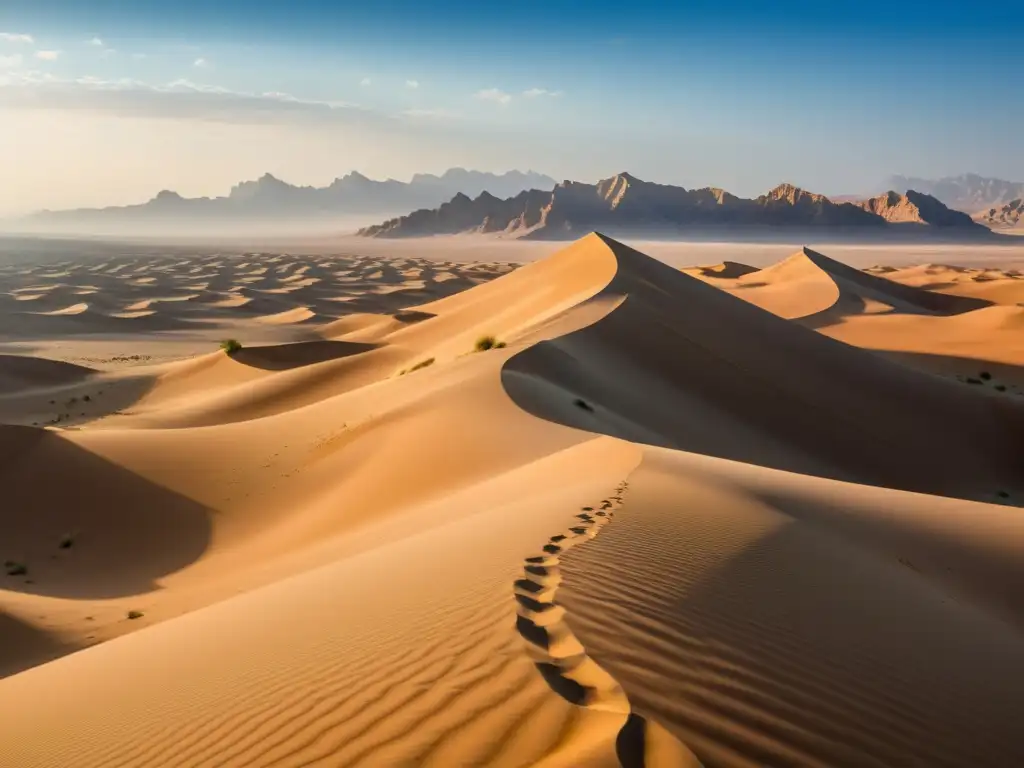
715;247;990;324
1;234;1023;767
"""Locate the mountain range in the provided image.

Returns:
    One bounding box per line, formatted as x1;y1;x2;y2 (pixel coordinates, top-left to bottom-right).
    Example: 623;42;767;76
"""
357;173;992;240
887;173;1024;212
21;169;557;235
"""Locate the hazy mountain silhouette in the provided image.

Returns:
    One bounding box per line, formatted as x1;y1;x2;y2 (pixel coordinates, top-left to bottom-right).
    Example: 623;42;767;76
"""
887;173;1024;213
359;173;992;240
22;169;557;235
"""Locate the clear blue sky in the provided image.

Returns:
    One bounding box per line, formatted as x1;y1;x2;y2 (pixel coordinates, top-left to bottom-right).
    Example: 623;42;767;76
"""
1;0;1021;213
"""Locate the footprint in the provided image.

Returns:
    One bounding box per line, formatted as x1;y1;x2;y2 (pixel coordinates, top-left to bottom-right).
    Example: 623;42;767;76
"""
512;481;702;766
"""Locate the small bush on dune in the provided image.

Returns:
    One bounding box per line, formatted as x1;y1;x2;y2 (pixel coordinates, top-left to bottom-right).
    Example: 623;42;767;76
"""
220;339;243;355
127;610;144;620
475;335;497;352
980;371;992;381
4;561;27;577
573;398;594;412
474;336;508;352
409;357;435;372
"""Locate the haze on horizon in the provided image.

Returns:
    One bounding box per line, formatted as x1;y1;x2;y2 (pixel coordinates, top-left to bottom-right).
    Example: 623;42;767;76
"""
1;0;1023;218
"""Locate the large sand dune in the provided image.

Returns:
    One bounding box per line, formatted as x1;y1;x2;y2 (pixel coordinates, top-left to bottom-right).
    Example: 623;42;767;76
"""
1;235;1022;767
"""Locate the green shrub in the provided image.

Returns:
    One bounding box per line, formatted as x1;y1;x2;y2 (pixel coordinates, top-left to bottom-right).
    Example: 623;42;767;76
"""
127;610;144;620
573;398;594;412
4;561;27;577
220;338;243;354
475;335;497;352
980;371;992;381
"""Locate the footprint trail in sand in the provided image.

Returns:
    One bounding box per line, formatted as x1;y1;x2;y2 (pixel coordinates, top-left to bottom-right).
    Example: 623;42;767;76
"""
514;480;702;768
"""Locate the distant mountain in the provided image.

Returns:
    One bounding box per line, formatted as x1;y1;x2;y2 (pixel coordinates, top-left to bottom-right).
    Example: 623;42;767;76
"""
887;174;1024;212
358;173;990;240
855;190;982;227
23;169;557;235
974;199;1024;230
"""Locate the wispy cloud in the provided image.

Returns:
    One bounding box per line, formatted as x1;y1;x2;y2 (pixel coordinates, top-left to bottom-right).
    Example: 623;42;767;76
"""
0;32;34;44
35;50;61;61
360;77;371;87
403;107;459;120
475;88;512;105
193;57;209;68
0;54;23;68
522;88;563;98
405;79;419;89
87;37;104;47
132;53;147;60
0;73;396;129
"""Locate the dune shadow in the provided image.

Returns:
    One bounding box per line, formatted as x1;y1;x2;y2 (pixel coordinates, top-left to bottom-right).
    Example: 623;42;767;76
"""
0;425;212;599
390;310;435;324
0;612;85;680
230;340;378;371
868;350;1024;388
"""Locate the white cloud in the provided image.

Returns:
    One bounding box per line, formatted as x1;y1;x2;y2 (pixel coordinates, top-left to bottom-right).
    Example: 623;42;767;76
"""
405;79;419;89
0;54;23;68
475;88;512;105
88;37;104;47
522;88;563;98
0;33;34;44
193;57;208;68
35;50;61;61
360;77;371;87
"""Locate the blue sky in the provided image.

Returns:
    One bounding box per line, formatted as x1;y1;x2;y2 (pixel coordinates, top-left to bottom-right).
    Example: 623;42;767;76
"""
1;1;1022;214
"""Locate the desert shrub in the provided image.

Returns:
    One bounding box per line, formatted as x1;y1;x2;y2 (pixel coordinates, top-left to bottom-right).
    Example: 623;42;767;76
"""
409;357;435;372
475;335;498;352
980;371;992;381
966;378;982;385
220;338;243;354
995;384;1007;392
126;610;144;620
573;398;594;412
59;534;75;550
997;490;1010;499
4;561;27;577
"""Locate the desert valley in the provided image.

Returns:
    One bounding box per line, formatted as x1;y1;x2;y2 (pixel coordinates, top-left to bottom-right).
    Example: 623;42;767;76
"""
0;226;1023;766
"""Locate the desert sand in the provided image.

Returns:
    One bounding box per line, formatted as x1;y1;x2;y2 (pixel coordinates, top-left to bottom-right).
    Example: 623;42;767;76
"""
1;234;1023;767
